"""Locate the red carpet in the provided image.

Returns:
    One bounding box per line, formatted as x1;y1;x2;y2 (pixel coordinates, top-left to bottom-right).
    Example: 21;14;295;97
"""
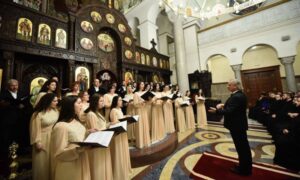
190;152;300;180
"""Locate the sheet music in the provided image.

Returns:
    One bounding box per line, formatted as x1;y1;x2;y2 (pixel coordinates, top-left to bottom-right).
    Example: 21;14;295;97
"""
109;121;127;131
84;131;114;147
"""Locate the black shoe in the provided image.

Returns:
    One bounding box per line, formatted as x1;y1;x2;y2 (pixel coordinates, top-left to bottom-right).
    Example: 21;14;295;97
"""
230;166;252;176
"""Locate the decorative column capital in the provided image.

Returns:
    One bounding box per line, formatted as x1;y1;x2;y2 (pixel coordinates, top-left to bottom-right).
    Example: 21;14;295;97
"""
231;64;242;71
280;56;295;65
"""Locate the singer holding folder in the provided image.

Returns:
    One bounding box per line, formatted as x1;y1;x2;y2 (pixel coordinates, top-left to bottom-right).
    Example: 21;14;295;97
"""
161;85;175;133
124;85;136;143
151;84;166;142
133;82;151;148
84;94;113;180
50;96;91;180
110;96;132;180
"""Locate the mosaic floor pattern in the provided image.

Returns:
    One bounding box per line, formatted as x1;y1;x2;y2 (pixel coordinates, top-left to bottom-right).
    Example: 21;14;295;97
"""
131;122;284;180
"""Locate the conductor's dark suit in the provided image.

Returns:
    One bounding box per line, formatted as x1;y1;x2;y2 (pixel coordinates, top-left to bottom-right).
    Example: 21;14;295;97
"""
217;90;252;172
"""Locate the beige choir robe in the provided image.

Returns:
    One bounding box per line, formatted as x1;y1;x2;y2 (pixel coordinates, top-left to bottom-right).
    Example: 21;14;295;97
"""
183;96;196;129
151;92;166;142
174;98;187;132
133;91;151;148
125;93;136;141
161;91;175;133
104;93;118;122
110;108;132;180
50;120;90;180
84;111;113;180
30;109;59;180
195;95;208;128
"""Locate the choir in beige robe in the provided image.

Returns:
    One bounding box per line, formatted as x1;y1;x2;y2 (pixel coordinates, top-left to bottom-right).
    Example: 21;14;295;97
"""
161;91;175;133
33;92;47;108
104;93;117;122
151;92;166;142
110;108;132;180
51;120;90;180
133;91;151;148
30;109;59;180
183;96;196;129
125;93;135;141
174;98;187;132
85;111;113;180
195;95;208;128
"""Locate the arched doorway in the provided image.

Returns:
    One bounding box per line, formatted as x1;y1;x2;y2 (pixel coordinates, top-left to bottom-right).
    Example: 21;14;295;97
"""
207;54;234;102
241;44;282;107
97;70;117;91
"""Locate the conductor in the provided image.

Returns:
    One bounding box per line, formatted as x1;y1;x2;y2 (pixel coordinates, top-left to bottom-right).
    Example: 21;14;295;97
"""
209;79;252;176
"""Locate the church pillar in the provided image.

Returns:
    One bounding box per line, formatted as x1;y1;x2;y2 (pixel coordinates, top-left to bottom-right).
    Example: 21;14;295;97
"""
68;60;75;86
41;0;47;13
231;64;243;84
137;20;158;49
68;15;76;51
171;14;189;91
3;51;15;86
280;56;297;92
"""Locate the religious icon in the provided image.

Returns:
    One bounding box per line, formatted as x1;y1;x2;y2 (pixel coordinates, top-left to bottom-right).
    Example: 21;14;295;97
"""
105;13;115;24
0;69;2;90
125;50;133;60
90;11;102;23
124;71;133;84
152;74;160;83
118;24;126;33
152;57;158;67
55;28;67;49
146;55;150;65
97;33;115;52
114;0;120;10
37;23;51;45
81;21;93;33
16;18;32;41
80;38;94;50
166;60;170;69
141;53;145;64
75;66;90;91
124;37;132;46
30;77;47;105
159;59;163;68
135;52;140;64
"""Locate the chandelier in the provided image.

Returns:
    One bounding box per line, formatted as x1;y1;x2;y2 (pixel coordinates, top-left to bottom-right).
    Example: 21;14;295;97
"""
159;0;266;20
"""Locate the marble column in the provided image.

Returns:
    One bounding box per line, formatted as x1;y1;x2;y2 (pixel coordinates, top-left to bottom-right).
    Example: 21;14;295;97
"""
3;51;15;86
137;20;158;49
280;56;297;92
171;14;189;92
231;64;243;83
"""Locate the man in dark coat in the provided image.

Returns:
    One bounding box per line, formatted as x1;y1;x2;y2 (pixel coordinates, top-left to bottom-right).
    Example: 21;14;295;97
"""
0;79;29;175
209;79;252;176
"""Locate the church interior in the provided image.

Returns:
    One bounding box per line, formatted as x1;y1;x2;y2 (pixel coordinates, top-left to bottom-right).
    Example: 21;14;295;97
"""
0;0;300;179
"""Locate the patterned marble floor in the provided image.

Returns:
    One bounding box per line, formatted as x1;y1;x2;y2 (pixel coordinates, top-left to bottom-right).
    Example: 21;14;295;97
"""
131;122;281;180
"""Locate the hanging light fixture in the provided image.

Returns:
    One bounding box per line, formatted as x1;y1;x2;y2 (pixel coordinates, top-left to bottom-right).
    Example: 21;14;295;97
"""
159;0;266;20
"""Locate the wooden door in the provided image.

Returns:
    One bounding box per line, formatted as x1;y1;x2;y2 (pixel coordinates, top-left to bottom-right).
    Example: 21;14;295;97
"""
241;66;282;107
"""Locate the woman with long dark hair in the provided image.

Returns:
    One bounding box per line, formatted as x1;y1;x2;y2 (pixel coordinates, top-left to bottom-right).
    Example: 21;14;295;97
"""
33;79;59;107
174;92;187;132
104;84;118;122
195;89;207;128
50;96;90;180
30;93;59;180
125;84;136;142
84;94;113;180
110;95;132;180
151;83;166;142
133;82;151;148
184;90;195;130
65;81;80;96
161;84;175;133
